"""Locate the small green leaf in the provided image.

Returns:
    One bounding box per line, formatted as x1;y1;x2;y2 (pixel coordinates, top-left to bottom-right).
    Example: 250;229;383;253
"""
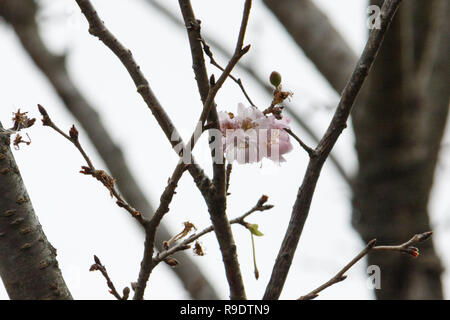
247;223;264;237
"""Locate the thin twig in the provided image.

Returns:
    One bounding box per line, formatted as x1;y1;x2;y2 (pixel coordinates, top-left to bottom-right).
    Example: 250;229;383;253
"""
225;163;232;195
132;160;187;299
180;4;252;155
90;255;130;300
38;104;145;225
73;0;211;196
298;231;433;300
200;38;255;106
263;0;403;300
284;128;315;157
153;195;274;267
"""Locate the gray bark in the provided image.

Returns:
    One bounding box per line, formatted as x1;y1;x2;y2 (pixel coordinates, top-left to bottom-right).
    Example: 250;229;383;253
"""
0;123;72;299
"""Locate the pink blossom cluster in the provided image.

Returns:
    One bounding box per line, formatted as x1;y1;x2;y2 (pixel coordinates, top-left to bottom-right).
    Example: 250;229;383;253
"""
218;103;293;164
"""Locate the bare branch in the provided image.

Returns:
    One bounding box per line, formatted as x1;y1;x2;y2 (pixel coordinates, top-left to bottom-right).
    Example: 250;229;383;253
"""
128;196;273;299
263;0;403;300
73;0;211;195
225;163;232;195
38;105;146;225
299;232;433;300
200;38;255;106
132;161;187;299
153;195;274;267
90;255;129;300
372;231;433;255
284;128;315;157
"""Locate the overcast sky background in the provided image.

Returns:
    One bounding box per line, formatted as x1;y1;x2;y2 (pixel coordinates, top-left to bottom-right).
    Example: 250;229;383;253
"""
1;0;449;300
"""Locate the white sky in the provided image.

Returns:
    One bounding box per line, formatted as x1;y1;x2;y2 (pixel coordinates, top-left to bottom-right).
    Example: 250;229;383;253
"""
0;0;449;300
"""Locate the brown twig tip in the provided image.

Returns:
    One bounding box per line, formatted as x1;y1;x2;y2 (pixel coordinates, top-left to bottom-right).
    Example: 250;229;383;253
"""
404;247;420;258
256;195;269;207
69;125;79;140
80;166;93;175
164;257;179;267
417;231;433;242
38;104;145;223
27;118;36;128
241;44;251;54
37;104;51;126
37;104;48;117
298;230;430;300
122;287;130;300
367;239;377;248
116;200;125;207
338;275;348;282
89;263;99;272
372;230;433;258
89;255;123;300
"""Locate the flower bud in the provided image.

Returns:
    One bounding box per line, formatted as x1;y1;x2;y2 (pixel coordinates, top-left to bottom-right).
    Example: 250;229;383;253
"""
69;125;79;140
164;258;179;267
270;71;282;87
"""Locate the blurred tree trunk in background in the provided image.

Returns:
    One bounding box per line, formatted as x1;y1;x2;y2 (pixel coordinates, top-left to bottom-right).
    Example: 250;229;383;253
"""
352;0;449;299
264;0;448;299
0;123;72;299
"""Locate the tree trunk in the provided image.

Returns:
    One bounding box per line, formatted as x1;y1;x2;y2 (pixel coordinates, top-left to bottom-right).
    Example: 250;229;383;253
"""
352;0;448;299
0;123;72;299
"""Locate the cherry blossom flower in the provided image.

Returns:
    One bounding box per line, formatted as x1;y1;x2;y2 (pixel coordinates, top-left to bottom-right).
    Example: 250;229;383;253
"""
218;103;293;164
